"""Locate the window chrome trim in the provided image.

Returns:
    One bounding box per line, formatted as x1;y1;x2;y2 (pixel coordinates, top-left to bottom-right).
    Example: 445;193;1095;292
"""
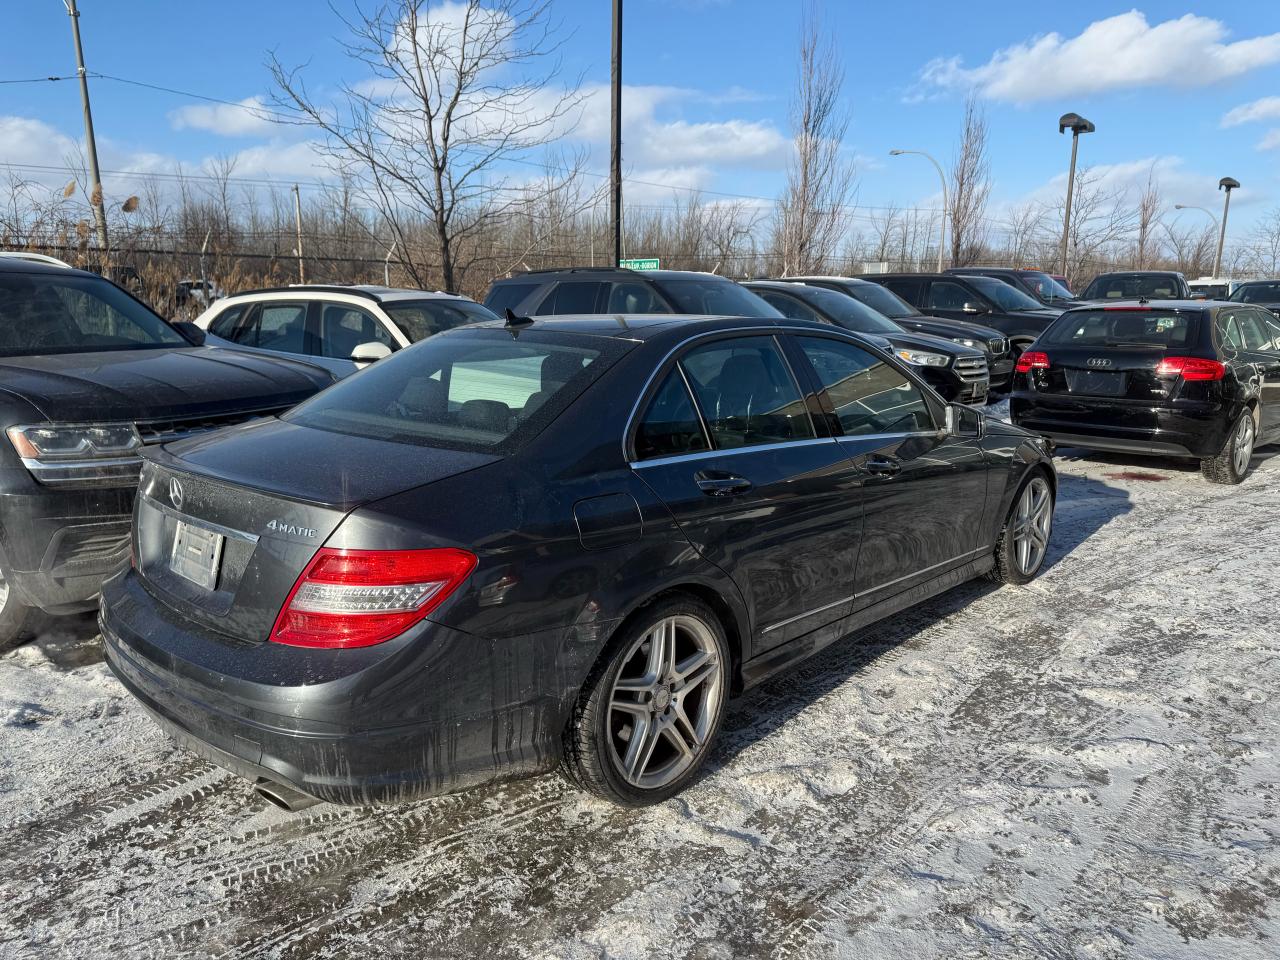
623;324;874;464
760;546;990;634
630;436;837;469
675;361;713;453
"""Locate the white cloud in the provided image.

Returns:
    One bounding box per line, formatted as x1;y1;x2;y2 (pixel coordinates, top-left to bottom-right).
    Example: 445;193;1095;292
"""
916;12;1280;103
170;97;277;137
1258;129;1280;152
221;140;330;179
0;116;79;168
1222;96;1280;128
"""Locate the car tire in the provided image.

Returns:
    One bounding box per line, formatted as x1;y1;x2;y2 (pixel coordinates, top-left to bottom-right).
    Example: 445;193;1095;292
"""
0;561;43;654
988;472;1054;586
562;594;731;806
1201;410;1256;485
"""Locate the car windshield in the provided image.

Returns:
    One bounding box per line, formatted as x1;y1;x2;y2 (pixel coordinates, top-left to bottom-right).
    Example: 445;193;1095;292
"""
1021;272;1075;302
651;277;783;317
1230;282;1280;304
1083;274;1182;300
793;286;902;334
384;299;498;342
0;271;190;357
967;276;1043;312
284;328;624;453
1040;309;1199;348
843;281;917;319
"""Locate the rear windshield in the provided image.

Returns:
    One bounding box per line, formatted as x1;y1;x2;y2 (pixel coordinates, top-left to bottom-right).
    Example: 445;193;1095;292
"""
797;285;902;334
0;272;189;357
967;275;1043;312
1230;283;1280;304
1082;274;1182;300
651;277;783;318
384;299;497;342
284;328;625;452
1041;309;1199;348
483;282;539;314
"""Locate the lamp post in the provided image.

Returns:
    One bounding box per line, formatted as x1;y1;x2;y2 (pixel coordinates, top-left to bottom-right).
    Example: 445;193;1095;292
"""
1057;112;1095;279
1215;177;1239;279
889;149;947;271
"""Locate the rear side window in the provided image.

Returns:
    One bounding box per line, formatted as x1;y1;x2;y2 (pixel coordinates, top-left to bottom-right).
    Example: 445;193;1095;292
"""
881;279;922;305
484;282;539;314
605;281;669;314
284;330;619;452
533;281;606;315
926;280;974;311
1041;310;1197;348
634;370;709;460
679;336;814;448
796;336;935;436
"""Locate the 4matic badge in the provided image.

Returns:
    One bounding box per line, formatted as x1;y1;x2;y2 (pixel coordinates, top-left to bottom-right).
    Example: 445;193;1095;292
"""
266;519;318;539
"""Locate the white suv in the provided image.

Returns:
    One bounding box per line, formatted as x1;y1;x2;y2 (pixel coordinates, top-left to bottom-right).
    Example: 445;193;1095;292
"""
194;284;498;378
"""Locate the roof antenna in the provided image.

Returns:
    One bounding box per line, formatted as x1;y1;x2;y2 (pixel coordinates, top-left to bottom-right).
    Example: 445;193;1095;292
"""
504;308;534;333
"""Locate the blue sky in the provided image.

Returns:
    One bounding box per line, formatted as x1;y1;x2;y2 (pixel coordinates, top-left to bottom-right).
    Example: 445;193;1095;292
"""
2;1;1279;241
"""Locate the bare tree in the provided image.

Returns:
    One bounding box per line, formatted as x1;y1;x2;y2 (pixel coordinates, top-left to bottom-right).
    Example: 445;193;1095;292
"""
1132;163;1162;269
270;0;586;292
1002;201;1045;266
949;94;991;266
1052;167;1138;286
867;203;902;263
1243;206;1280;276
771;1;855;275
1162;220;1215;277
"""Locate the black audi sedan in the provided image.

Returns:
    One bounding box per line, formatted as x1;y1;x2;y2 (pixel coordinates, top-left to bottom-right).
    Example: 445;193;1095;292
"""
102;315;1056;809
0;258;333;649
743;280;991;404
1010;301;1280;483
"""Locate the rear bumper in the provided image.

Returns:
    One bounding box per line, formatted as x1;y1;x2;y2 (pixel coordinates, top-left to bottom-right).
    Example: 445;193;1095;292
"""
1009;393;1232;459
0;481;132;613
100;569;566;804
988;357;1014;391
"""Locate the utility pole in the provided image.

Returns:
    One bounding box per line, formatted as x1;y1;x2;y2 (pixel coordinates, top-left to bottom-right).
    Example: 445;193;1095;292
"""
292;184;305;283
63;0;109;258
1057;112;1095;280
610;0;623;267
1215;177;1239;279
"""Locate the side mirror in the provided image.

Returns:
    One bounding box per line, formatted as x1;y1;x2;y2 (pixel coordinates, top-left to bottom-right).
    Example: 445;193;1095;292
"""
946;402;983;438
1188;291;1208;301
172;320;206;345
350;341;393;364
961;302;988;315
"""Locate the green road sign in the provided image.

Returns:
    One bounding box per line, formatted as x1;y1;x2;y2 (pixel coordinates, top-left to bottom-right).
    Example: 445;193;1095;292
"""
619;258;660;271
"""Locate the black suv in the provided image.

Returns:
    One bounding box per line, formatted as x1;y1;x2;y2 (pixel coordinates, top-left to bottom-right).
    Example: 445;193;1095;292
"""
1080;271;1191;302
1010;301;1280;484
744;281;990;404
779;276;1015;391
484;268;782;319
860;273;1061;360
1227;280;1280;317
945;267;1078;308
0;259;334;647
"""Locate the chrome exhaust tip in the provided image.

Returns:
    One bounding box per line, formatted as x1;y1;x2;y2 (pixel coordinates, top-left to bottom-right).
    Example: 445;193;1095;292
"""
254;777;322;812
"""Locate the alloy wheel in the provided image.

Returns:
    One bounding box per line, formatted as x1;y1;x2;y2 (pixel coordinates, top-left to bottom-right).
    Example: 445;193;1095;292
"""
607;614;724;790
1233;414;1255;478
1012;477;1053;576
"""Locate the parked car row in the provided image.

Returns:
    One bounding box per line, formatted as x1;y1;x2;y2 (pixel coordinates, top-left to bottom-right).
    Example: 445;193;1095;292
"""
3;252;1275;812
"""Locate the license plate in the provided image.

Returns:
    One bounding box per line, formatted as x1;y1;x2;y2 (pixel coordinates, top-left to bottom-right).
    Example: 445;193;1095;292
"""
1066;369;1127;397
170;520;224;591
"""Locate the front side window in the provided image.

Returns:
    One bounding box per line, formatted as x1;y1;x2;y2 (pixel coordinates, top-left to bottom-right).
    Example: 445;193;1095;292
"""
679;336;814;448
319;303;390;359
1230;282;1280;304
795;336;935;436
384;299;496;343
285;329;619;452
926;280;975;312
207;304;245;339
634;370;709;460
967;276;1043;311
0;272;189;357
484;282;539;315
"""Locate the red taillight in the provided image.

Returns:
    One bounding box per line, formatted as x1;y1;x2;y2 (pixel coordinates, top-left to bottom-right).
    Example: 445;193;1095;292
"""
270;548;477;648
1015;350;1050;373
1155;356;1225;382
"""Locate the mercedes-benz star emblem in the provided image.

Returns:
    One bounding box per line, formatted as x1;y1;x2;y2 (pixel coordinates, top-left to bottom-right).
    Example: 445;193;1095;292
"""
169;477;184;510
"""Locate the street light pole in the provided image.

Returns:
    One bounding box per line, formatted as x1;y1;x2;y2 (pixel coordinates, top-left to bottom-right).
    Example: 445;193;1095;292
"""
889;149;947;271
1057;112;1095;280
610;0;623;268
63;0;109;258
1215;177;1239;279
291;184;305;284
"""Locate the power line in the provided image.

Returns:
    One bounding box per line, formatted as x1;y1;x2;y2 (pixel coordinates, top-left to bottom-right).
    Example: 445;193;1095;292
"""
0;75;77;85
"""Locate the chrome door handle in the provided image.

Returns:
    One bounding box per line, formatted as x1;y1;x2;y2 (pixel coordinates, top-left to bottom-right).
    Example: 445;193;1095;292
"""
695;472;753;496
865;456;901;477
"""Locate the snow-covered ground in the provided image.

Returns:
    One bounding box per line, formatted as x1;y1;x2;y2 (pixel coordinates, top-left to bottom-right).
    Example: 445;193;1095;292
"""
2;441;1279;959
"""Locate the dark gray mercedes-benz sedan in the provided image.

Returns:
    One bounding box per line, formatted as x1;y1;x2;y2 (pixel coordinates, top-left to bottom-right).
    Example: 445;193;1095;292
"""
101;315;1056;808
